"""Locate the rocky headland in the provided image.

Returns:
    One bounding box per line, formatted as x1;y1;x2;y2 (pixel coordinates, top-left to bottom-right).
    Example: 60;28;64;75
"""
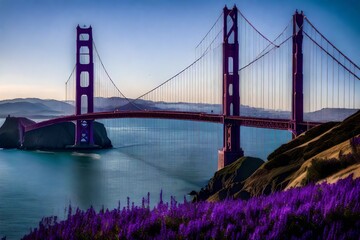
0;116;112;150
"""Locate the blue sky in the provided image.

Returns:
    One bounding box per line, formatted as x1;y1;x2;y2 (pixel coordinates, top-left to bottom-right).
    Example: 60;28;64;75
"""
0;0;359;100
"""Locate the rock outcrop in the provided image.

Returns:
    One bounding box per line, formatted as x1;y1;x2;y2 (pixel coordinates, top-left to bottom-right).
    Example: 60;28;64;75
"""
0;117;112;149
0;116;35;148
192;156;264;202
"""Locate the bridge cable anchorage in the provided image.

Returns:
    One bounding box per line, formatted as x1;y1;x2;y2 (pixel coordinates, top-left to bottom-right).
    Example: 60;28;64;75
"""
304;17;360;71
303;31;360;81
92;40;144;110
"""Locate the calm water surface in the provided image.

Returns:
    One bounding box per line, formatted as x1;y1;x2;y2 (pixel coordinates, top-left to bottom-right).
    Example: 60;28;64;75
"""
0;118;291;239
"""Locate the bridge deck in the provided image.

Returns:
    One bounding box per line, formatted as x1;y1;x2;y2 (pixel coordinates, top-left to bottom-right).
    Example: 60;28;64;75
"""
24;110;321;133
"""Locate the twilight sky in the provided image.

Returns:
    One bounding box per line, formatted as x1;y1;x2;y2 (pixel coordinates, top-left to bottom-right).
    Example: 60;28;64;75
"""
0;0;359;100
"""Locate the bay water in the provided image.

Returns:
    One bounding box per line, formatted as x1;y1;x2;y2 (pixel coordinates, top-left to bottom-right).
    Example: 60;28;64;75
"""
0;118;290;239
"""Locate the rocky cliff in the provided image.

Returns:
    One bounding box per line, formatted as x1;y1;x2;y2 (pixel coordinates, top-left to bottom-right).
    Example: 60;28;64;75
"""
192;156;264;202
0;117;112;149
0;116;35;148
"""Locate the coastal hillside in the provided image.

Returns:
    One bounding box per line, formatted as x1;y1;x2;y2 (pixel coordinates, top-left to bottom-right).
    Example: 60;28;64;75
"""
194;110;360;201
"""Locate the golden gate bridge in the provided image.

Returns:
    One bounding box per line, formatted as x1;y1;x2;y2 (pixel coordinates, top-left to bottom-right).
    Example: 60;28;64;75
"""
21;5;360;169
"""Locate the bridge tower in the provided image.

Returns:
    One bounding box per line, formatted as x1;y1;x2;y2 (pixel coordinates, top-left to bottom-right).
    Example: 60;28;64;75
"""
218;5;244;169
291;11;306;137
75;25;94;146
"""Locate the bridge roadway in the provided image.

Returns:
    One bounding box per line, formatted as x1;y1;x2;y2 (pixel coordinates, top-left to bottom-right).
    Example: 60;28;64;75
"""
24;110;321;133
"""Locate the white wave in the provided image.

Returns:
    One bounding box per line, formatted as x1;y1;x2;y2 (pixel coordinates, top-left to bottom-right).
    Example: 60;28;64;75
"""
71;152;101;160
35;150;55;154
107;127;148;131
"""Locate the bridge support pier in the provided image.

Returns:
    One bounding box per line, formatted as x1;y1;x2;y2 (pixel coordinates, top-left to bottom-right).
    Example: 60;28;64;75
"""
218;5;244;170
74;25;95;147
218;120;244;169
291;11;305;138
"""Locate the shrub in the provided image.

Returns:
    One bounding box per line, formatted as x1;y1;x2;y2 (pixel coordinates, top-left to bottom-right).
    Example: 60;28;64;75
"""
303;152;360;185
350;136;360;161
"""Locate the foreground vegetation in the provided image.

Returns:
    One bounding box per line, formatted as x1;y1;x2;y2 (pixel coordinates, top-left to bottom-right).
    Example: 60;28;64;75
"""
23;176;360;239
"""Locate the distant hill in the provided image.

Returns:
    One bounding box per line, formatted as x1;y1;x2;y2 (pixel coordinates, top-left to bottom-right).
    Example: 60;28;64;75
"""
304;108;358;122
0;101;60;118
0;97;357;122
0;98;73;112
0;98;74;118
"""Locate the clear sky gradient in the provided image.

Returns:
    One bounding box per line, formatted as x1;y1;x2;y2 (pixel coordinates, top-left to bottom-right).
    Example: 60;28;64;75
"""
0;0;359;100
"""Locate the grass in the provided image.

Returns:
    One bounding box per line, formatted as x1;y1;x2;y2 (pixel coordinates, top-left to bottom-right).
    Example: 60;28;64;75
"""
302;138;360;185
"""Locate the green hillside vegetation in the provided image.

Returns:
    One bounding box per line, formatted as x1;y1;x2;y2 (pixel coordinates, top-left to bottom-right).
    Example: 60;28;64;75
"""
303;143;360;185
194;110;360;201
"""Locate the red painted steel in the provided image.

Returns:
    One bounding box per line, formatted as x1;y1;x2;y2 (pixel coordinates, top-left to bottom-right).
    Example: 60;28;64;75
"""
24;110;321;135
292;11;305;138
218;5;244;169
75;25;94;146
25;111;222;132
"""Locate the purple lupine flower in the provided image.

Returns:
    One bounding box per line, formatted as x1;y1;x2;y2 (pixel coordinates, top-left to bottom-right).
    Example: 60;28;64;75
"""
22;176;360;239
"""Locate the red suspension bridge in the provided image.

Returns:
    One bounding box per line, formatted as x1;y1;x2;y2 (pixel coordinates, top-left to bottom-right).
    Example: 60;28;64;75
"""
22;5;360;169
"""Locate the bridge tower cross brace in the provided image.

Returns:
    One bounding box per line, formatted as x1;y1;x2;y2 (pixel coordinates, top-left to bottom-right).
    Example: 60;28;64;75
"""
75;25;94;146
218;5;244;169
291;11;305;137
